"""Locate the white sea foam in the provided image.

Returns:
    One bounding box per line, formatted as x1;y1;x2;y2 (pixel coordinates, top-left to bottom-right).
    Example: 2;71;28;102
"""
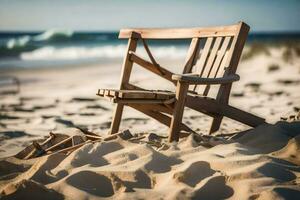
7;36;31;49
20;45;188;61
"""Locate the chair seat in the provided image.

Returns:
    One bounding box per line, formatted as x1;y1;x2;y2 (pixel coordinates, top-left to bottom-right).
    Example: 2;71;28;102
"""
97;89;176;104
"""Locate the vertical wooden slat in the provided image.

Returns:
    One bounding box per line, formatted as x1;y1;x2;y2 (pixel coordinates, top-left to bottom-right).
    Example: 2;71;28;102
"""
211;37;232;78
210;22;250;134
200;37;223;95
202;36;232;96
216;22;249;104
217;50;230;77
183;38;200;74
226;22;250;75
197;37;214;77
110;36;138;134
202;37;223;78
192;37;214;92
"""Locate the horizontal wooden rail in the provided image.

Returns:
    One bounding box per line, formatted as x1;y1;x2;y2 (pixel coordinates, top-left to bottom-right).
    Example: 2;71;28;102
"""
119;24;240;39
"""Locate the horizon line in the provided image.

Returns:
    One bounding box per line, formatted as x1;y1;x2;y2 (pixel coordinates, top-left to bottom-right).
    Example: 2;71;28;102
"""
0;30;300;34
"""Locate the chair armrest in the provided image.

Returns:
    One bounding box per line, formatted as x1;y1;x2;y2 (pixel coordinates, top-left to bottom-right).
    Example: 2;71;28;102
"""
172;73;240;85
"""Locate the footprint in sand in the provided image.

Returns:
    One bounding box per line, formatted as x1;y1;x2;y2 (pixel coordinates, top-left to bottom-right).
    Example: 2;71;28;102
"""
0;114;20;120
231;92;244;97
70;97;98;102
85;104;110;111
66;171;114;197
54;118;75;127
245;82;261;91
123;117;149;125
173;161;215;187
191;175;234;200
268;64;280;72
1;179;64;200
277;79;300;85
0;131;32;141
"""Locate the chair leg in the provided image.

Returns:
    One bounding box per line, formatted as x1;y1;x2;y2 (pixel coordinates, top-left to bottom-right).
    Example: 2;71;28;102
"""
209;116;223;134
168;82;188;142
110;104;124;134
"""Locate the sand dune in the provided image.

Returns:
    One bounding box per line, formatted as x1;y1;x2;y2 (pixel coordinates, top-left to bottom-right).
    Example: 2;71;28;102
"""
0;122;300;199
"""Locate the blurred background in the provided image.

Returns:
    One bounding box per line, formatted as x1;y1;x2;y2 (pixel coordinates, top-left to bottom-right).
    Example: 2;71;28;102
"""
0;0;299;69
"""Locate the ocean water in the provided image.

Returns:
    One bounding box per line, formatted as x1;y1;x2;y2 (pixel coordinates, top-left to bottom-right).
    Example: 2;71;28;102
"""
0;29;299;69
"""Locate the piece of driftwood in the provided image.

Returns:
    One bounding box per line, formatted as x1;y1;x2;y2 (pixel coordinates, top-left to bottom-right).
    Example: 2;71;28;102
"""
45;137;72;152
49;140;97;155
19;129;136;159
24;136;73;159
97;22;266;142
85;134;102;140
23;132;57;159
103;129;133;141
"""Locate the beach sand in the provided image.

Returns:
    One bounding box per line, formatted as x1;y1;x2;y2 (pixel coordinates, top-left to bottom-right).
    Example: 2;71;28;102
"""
0;45;300;199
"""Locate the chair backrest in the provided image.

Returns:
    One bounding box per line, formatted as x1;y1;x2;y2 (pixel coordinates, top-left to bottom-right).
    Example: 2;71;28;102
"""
119;22;249;101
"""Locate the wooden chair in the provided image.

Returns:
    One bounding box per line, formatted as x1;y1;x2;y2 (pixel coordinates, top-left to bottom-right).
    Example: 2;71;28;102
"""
97;22;265;142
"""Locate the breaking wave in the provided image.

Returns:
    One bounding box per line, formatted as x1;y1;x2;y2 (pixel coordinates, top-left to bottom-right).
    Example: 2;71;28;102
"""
20;45;188;61
0;29;189;68
32;29;73;42
0;29;86;58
